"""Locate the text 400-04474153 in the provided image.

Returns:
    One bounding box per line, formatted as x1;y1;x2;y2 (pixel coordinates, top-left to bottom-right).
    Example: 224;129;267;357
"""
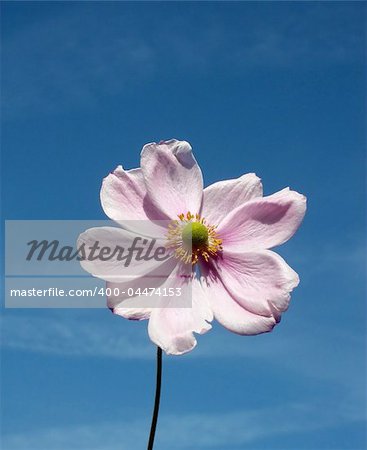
104;287;183;297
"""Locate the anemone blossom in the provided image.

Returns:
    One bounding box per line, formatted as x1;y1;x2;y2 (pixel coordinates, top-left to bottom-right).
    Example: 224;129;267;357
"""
78;139;306;356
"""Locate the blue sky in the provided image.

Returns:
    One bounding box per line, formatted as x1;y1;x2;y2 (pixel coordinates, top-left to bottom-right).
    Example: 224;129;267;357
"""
1;2;366;449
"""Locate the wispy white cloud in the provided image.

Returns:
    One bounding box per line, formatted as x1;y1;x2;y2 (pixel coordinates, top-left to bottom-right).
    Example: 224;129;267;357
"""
1;313;153;360
2;304;365;390
1;12;155;119
2;3;363;119
2;399;364;450
286;240;366;275
1;312;291;362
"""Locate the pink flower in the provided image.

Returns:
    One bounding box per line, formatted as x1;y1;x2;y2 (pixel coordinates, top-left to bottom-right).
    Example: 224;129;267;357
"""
78;140;306;355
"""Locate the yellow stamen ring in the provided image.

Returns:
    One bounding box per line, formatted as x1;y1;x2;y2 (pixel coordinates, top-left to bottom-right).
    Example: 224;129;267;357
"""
166;212;223;265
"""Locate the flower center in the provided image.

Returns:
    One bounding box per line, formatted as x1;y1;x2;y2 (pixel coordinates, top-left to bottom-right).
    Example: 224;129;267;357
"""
182;222;208;249
166;212;222;265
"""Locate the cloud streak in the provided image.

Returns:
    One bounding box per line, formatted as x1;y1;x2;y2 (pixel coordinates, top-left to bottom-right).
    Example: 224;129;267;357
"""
2;3;364;119
2;400;364;450
2;306;365;390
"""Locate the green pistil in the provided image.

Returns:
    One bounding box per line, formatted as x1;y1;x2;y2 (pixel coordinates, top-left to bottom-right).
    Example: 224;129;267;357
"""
182;222;209;249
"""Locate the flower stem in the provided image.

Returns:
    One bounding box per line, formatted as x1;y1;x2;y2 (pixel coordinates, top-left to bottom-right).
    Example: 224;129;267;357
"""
147;346;162;450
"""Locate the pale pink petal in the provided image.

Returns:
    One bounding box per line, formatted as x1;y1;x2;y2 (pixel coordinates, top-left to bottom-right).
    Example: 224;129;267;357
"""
107;257;179;320
100;166;167;221
200;269;277;335
113;306;151;321
141;140;203;219
100;166;168;237
147;277;212;355
192;277;214;325
217;188;306;251
77;227;172;282
201;173;263;225
211;250;299;317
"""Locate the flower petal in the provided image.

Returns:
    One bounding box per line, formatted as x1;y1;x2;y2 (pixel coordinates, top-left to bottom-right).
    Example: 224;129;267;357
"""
101;166;167;221
107;257;179;320
147;277;212;355
212;250;299;317
77;227;171;282
201;173;263;225
141;140;203;219
201;268;277;335
100;166;168;237
192;277;214;325
217;188;306;251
